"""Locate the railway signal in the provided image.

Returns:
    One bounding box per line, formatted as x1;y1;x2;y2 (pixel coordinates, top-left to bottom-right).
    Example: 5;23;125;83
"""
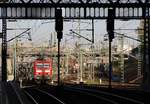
107;8;115;42
55;8;63;86
55;8;63;41
107;8;115;89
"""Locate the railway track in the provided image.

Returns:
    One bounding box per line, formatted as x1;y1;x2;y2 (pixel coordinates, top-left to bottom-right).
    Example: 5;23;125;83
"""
1;82;32;104
70;84;146;103
63;87;117;104
63;86;144;104
4;82;22;104
41;86;115;104
39;85;144;104
23;88;65;104
22;84;145;104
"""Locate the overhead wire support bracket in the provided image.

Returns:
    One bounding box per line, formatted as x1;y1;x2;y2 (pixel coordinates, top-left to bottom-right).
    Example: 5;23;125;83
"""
7;28;31;42
70;29;93;43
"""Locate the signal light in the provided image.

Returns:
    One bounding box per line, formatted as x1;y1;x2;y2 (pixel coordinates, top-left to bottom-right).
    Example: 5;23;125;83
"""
107;19;114;33
55;9;63;32
107;8;115;42
55;8;63;41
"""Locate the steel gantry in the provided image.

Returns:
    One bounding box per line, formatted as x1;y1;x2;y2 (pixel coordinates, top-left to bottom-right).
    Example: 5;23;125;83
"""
0;0;150;19
0;0;150;89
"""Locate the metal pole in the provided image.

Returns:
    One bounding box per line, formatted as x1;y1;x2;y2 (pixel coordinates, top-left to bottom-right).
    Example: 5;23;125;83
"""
143;8;150;88
143;12;146;87
92;19;95;81
107;8;115;89
91;45;94;81
55;8;63;86
80;51;83;82
13;25;17;81
1;19;7;82
92;19;94;43
137;42;142;77
13;42;16;80
58;40;60;85
109;39;112;89
66;52;69;75
120;34;124;83
78;19;81;83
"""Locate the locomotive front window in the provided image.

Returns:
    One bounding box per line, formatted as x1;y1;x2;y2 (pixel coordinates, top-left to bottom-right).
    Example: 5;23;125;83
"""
36;63;50;69
43;64;50;68
36;63;43;68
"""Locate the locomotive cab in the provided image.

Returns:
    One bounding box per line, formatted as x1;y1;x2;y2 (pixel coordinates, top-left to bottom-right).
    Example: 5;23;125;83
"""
33;59;52;83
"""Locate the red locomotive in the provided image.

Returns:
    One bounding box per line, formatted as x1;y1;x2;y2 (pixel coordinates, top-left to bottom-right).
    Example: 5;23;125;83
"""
33;59;52;82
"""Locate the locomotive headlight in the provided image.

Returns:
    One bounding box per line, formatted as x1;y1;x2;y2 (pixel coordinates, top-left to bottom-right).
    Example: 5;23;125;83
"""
45;70;50;73
36;70;42;73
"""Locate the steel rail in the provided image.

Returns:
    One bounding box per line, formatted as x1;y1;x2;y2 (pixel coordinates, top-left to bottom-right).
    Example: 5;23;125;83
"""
63;87;118;104
23;90;38;104
34;88;65;104
9;82;25;104
24;88;65;104
65;86;144;104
